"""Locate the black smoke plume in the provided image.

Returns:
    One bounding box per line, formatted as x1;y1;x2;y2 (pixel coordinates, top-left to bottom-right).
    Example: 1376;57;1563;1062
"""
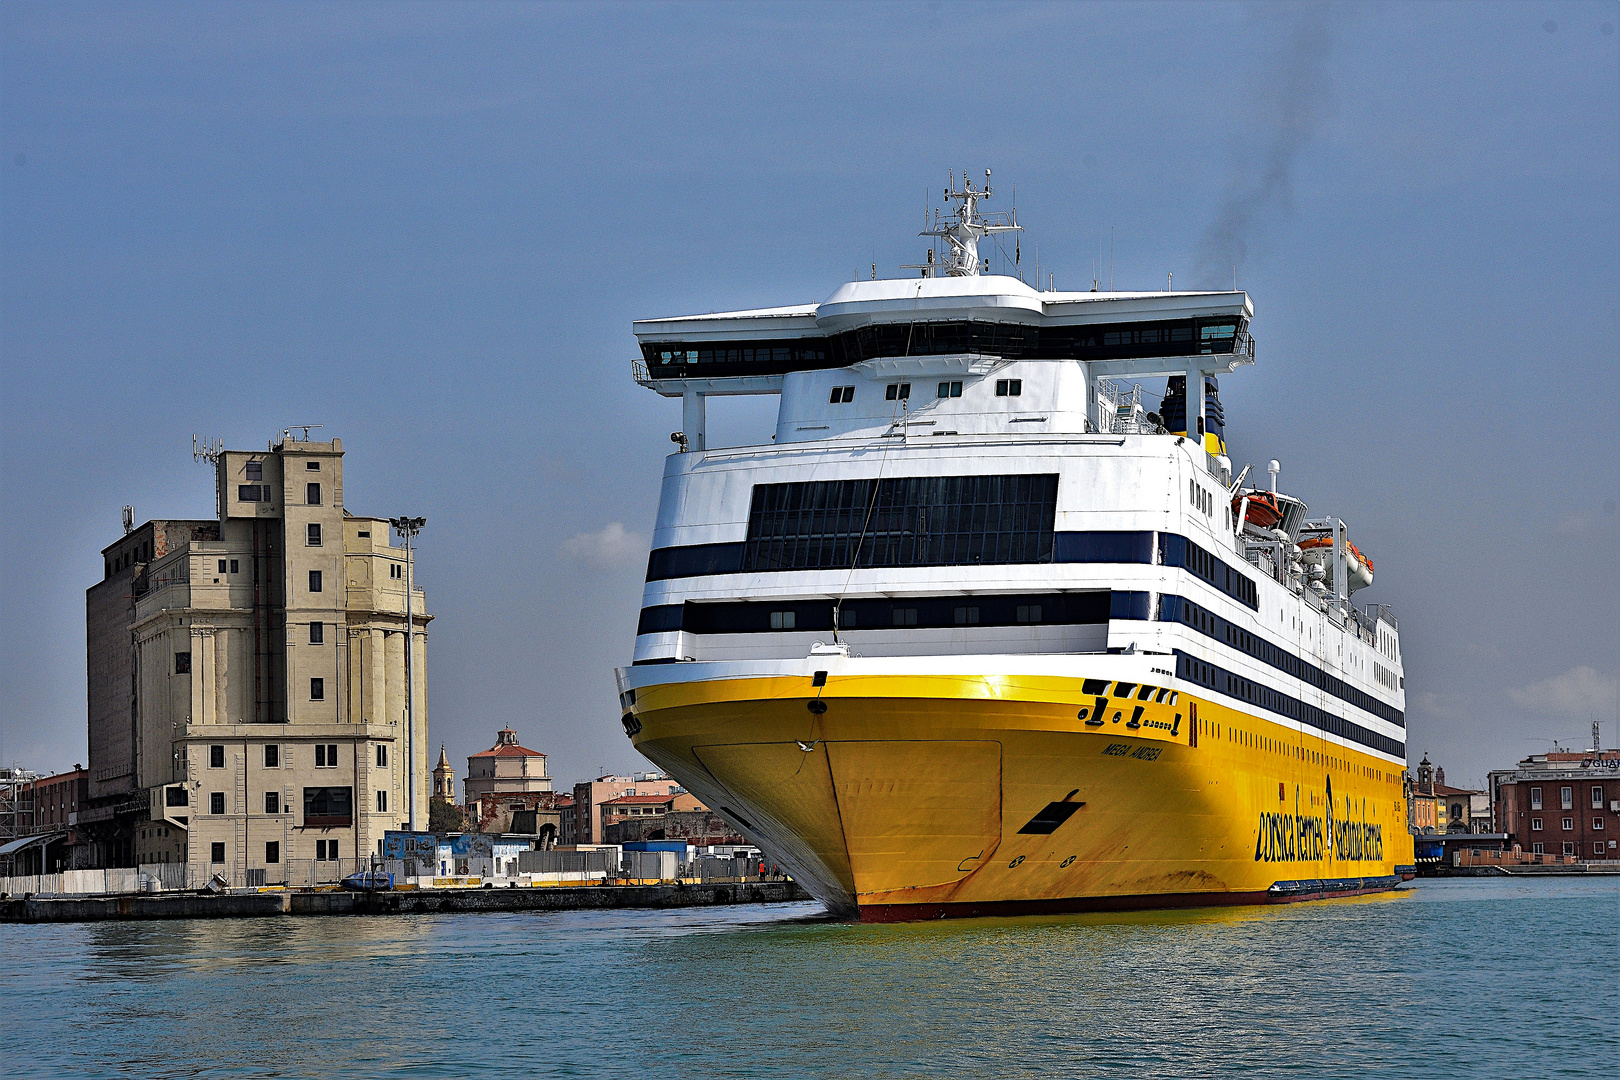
1195;3;1337;289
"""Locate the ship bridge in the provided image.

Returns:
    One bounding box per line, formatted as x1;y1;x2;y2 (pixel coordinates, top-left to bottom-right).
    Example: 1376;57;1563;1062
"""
632;276;1254;453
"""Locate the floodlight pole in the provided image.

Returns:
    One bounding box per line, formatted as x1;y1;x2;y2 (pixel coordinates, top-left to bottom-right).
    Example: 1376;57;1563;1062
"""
389;515;426;831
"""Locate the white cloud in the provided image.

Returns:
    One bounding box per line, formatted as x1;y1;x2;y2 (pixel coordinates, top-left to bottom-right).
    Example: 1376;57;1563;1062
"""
1504;666;1618;719
561;523;646;570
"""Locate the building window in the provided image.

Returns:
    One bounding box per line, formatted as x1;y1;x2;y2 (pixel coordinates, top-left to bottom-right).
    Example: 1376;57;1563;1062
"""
1530;787;1542;810
1532;842;1543;854
230;558;239;573
377;790;389;812
769;610;796;630
1560;786;1573;809
390;563;403;579
316;839;338;860
1595;818;1606;831
827;385;855;404
310;677;325;701
264;791;280;814
175;651;191;674
1562;817;1574;831
264;744;279;768
264;841;280;864
1594;786;1605;809
376;744;388;768
315;743;339;768
308;523;322;546
238;485;263;503
309;622;324;645
306;482;322;505
303;786;353;827
1562;842;1575;855
1016;604;1043;623
995;379;1022;396
218;559;228;573
210;791;225;815
306;461;320;471
209;744;225;769
953;606;980;625
891;607;918;627
211;842;226;863
245;461;263;481
937;380;963;398
1531;818;1542;831
885;383;911;401
309;570;322;593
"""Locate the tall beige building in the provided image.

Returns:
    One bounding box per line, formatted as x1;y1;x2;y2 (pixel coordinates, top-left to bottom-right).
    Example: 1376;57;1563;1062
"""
83;436;431;884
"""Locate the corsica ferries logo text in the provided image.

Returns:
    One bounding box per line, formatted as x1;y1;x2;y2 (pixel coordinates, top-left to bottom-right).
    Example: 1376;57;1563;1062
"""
1254;778;1383;863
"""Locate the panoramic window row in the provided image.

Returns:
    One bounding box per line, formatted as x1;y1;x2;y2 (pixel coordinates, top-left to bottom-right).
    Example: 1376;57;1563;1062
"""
741;474;1059;572
1175;650;1404;759
641;317;1247;377
636;590;1132;637
1160;594;1405;727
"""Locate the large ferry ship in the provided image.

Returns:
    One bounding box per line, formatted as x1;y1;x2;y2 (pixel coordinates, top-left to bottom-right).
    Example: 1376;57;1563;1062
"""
614;174;1414;919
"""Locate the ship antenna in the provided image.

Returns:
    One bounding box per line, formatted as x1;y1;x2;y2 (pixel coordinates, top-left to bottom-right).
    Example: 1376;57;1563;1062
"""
922;166;1021;277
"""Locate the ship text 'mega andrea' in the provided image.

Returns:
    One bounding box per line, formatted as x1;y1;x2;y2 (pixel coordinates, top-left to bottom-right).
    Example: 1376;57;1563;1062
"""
613;175;1415;920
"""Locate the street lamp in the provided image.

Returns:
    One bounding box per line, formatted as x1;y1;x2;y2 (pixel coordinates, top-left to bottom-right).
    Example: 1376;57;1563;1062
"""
388;515;426;831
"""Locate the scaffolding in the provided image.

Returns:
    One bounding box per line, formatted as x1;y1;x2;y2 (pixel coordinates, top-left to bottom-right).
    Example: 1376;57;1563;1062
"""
0;766;40;876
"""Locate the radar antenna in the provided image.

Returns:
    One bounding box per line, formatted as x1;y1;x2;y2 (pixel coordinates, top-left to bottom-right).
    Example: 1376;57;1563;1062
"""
921;168;1021;277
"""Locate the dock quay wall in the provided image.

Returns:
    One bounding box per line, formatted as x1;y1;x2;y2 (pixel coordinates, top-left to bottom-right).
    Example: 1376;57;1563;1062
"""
1;881;810;924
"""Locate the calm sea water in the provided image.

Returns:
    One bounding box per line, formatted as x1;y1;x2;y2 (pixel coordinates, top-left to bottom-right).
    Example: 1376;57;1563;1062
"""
5;878;1616;1078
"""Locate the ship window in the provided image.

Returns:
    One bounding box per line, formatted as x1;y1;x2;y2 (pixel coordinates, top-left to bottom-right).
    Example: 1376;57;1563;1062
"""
953;606;979;625
885;383;912;400
1137;685;1155;701
829;386;854;404
742;474;1058;572
1082;679;1109;695
769;610;796;630
839;608;857;628
892;608;918;626
995;379;1022;397
1016;604;1042;623
937;381;963;398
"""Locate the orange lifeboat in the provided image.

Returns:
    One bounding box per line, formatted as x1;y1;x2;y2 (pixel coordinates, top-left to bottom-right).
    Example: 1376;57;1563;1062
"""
1232;490;1285;530
1298;534;1375;591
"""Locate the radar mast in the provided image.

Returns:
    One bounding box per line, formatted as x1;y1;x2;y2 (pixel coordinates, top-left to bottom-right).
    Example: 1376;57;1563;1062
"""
920;168;1021;277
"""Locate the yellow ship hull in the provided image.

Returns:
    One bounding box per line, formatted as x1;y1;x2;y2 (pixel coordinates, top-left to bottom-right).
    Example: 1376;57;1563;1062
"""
627;667;1413;920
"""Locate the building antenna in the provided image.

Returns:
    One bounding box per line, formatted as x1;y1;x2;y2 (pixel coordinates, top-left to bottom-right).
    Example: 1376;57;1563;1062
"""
192;434;223;465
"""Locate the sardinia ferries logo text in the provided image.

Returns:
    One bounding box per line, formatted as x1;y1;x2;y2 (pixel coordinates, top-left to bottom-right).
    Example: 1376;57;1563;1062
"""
1255;777;1383;863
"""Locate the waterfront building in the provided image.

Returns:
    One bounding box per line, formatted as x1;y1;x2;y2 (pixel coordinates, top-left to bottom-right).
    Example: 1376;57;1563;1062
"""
462;727;562;838
604;807;743;847
463;727;552;801
598;791;706;842
570;773;683;845
0;768;87;874
1489;748;1620;861
81;435;432;885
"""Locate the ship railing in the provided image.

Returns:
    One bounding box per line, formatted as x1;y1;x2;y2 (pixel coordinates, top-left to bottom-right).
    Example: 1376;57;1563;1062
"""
631;359;654;388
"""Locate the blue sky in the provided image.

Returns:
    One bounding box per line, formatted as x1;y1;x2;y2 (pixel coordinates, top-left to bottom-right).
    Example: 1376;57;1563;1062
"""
2;1;1616;790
